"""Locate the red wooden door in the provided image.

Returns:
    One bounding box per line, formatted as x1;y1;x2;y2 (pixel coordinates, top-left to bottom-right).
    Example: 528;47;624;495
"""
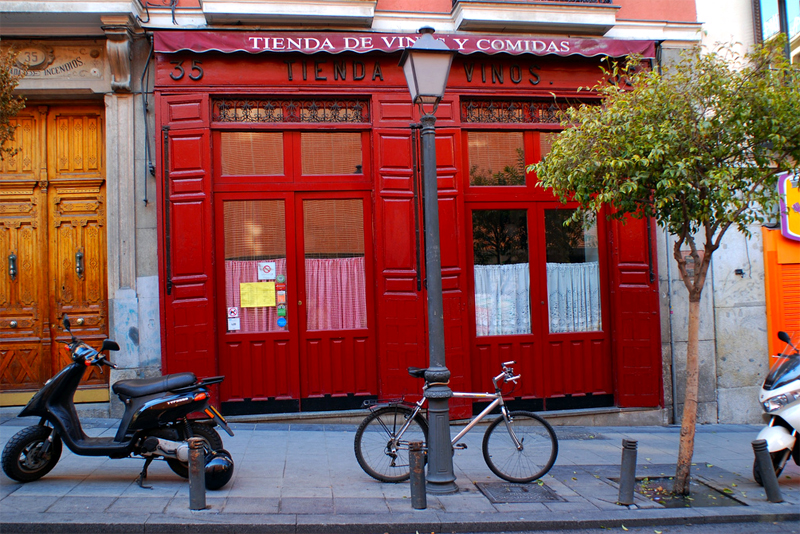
215;193;302;413
295;192;377;410
466;202;613;410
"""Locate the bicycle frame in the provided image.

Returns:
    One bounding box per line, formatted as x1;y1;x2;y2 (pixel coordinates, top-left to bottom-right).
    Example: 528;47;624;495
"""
383;368;521;449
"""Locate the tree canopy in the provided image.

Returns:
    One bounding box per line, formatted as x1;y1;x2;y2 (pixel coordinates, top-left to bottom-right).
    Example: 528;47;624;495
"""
1;47;27;160
531;39;800;291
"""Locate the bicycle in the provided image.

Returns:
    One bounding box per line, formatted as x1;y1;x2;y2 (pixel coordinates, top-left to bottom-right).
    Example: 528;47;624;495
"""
353;361;558;484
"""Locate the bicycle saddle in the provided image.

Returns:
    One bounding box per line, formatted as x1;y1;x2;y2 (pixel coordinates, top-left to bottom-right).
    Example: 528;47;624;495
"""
407;367;427;379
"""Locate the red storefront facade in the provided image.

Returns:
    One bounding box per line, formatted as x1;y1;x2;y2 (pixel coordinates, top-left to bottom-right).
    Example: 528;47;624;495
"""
154;31;663;417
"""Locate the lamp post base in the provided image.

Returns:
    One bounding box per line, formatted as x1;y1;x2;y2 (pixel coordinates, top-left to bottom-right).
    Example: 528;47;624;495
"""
425;384;458;495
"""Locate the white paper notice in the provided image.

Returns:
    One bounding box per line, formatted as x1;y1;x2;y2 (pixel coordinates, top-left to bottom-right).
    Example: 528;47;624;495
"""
257;261;277;281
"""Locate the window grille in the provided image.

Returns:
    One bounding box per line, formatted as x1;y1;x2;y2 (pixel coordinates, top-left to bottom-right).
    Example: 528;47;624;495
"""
213;98;370;124
461;100;573;124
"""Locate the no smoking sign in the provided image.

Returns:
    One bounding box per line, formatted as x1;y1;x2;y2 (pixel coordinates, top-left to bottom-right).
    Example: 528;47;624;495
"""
257;261;277;280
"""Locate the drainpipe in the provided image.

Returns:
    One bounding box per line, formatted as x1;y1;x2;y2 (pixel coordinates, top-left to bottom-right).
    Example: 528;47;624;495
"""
666;229;678;424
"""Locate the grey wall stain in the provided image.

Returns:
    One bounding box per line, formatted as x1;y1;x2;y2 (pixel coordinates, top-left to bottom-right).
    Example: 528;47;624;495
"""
128;327;140;346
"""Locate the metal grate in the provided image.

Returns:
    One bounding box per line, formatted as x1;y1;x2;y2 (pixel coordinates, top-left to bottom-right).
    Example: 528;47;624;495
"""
461;100;575;124
476;482;566;503
213;98;370;124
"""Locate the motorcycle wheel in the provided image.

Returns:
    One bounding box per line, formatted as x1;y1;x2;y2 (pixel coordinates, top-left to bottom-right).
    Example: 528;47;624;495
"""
166;423;223;479
753;450;787;486
2;425;62;482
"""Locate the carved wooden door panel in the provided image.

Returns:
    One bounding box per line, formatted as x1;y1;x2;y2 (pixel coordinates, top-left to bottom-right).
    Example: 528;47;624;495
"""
47;107;108;385
0;105;108;394
0;110;49;392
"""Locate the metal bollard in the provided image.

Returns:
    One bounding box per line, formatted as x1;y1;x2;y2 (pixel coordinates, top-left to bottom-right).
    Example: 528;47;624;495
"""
752;439;784;503
188;437;207;510
617;439;638;506
409;441;427;510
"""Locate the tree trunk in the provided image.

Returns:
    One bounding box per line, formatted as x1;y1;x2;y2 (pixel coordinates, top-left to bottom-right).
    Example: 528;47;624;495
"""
673;297;701;495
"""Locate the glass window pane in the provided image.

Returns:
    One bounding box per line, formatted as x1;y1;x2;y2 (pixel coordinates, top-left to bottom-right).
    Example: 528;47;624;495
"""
468;131;525;186
300;132;363;175
303;199;367;330
545;209;602;333
539;132;559;160
223;200;288;333
472;210;531;336
220;132;284;176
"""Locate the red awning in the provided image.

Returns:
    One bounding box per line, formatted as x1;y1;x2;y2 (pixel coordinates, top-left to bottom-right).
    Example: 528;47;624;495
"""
154;31;656;59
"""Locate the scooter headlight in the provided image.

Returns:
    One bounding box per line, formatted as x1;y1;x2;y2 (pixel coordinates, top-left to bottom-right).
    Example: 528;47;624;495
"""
762;389;800;413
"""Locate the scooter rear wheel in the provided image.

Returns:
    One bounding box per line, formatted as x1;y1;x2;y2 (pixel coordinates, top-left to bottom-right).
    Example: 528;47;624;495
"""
166;423;223;479
2;425;62;482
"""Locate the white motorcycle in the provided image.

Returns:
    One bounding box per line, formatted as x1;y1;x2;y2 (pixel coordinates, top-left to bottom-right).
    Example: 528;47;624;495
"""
754;331;800;486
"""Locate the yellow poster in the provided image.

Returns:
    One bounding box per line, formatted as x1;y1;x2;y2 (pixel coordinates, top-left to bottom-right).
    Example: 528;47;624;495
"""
240;282;276;307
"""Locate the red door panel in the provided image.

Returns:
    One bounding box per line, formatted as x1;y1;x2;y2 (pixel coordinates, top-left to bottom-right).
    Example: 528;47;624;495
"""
611;215;662;407
158;93;216;379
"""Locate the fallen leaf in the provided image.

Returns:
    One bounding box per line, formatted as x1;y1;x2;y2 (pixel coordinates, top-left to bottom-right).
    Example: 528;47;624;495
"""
622;526;628;531
706;463;713;468
731;483;737;487
655;530;662;534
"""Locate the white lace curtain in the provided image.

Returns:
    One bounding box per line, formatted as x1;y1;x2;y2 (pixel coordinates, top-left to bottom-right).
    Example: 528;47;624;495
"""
546;262;601;333
473;261;601;336
474;263;531;336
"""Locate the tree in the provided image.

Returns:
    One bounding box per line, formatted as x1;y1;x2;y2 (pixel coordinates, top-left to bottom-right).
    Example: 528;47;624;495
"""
529;38;800;495
1;47;27;160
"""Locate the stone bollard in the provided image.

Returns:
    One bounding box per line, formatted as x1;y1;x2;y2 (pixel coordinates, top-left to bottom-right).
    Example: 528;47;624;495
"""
752;439;784;503
409;441;427;510
188;437;207;510
617;439;638;506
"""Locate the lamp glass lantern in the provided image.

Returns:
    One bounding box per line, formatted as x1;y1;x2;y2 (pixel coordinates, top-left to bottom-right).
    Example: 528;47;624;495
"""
398;27;454;110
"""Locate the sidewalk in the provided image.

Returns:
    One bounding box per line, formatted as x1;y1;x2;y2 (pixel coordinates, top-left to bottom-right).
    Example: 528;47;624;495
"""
1;417;798;534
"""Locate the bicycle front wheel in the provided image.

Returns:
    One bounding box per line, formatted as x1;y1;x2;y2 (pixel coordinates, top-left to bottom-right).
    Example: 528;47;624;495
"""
354;406;428;483
482;411;558;483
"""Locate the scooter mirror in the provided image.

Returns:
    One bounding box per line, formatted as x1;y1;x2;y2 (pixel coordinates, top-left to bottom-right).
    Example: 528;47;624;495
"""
101;339;120;352
62;315;71;332
778;331;791;344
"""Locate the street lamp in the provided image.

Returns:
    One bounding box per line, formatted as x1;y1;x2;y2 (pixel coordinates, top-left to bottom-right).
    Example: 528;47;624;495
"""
398;26;458;495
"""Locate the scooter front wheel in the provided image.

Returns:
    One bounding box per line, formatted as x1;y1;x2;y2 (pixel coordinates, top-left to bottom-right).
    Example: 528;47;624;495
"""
2;425;62;482
166;423;223;479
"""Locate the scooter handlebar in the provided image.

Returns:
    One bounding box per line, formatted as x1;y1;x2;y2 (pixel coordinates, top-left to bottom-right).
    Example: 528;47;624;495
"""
99;357;118;369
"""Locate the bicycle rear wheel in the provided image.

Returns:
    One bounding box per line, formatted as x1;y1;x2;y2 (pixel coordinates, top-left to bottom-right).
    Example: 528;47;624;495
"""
482;411;558;483
354;406;428;483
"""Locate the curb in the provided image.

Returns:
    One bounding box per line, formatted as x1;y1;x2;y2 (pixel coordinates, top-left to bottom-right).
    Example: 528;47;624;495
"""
2;508;799;534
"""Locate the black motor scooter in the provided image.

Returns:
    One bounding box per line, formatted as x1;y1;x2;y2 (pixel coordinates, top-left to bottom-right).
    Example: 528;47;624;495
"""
1;315;234;490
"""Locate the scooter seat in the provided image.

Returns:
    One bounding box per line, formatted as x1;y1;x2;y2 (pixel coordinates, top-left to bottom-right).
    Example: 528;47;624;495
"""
113;372;197;398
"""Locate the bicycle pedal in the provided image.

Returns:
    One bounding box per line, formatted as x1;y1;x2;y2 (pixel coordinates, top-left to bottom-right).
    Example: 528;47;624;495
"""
454;443;468;450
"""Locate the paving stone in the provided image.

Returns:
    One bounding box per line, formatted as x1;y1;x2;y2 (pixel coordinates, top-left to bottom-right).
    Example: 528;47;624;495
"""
279;496;333;514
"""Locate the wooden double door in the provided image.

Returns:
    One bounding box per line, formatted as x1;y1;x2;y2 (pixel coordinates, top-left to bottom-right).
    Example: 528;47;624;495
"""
0;105;108;399
215;191;377;414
